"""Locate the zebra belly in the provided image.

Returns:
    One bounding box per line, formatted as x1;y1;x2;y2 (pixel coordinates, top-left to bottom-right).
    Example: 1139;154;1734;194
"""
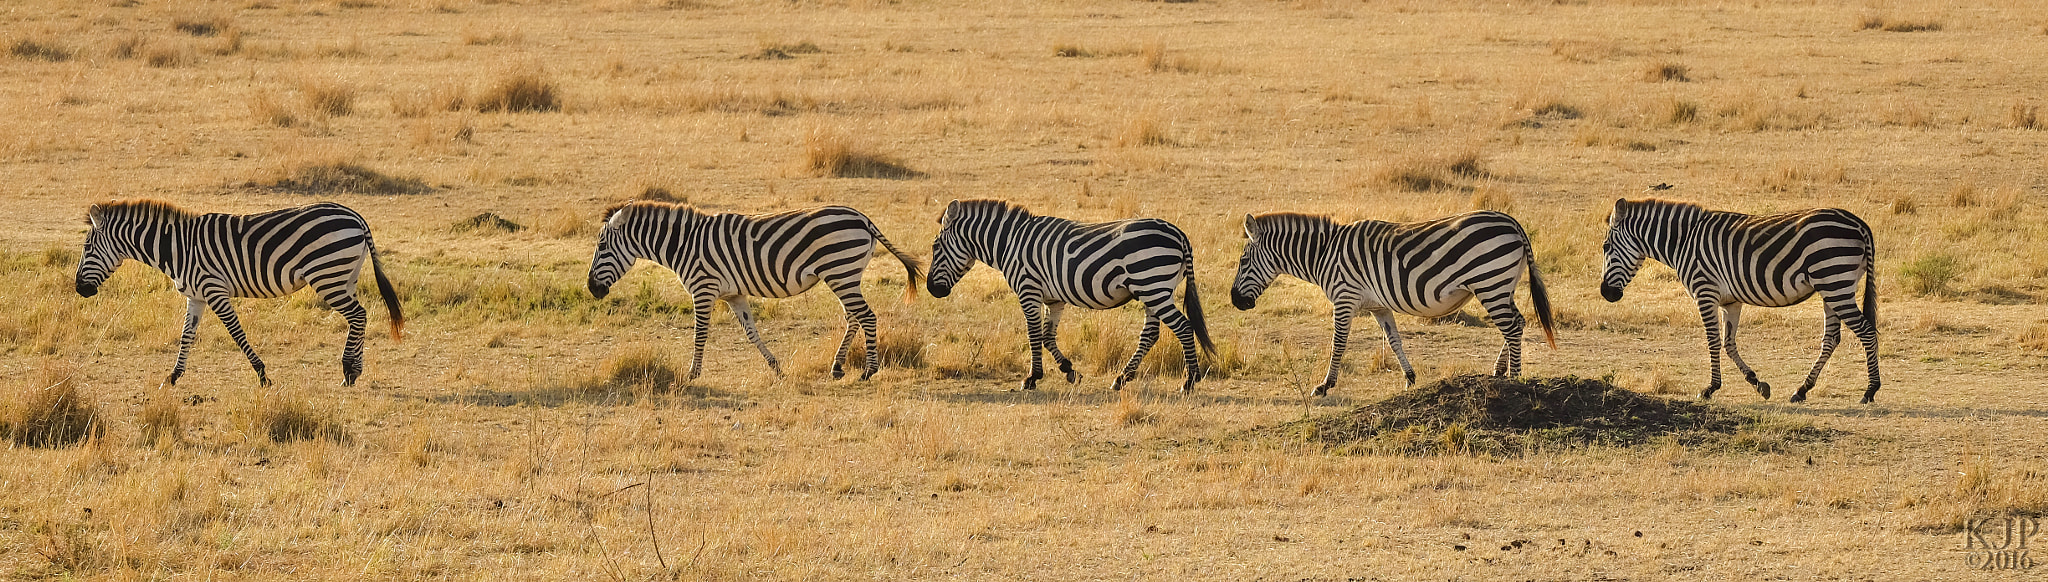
1399;288;1475;318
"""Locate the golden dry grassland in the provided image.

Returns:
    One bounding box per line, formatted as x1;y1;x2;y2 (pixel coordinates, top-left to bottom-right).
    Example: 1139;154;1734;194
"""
4;0;2048;579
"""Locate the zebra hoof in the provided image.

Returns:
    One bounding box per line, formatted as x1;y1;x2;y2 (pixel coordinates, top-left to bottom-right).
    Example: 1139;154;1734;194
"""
858;370;875;381
1698;388;1716;400
1755;381;1771;400
258;377;272;388
1788;392;1808;403
166;372;182;386
1312;385;1332;397
1063;369;1080;384
1110;378;1126;392
1860;384;1880;404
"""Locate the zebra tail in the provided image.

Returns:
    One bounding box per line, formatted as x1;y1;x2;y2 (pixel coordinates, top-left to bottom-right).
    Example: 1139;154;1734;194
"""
1181;252;1217;354
863;218;923;302
369;237;405;341
1525;256;1557;349
1861;237;1877;326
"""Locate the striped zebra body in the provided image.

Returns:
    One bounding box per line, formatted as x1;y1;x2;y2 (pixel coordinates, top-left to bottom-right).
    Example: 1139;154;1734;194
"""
585;202;923;381
74;199;404;387
1600;197;1880;403
925;199;1215;392
1230;211;1556;396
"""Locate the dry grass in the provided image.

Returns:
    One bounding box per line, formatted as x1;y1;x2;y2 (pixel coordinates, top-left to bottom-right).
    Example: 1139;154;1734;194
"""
244;392;347;443
1640;60;1691;82
299;79;357;117
1372;151;1488;192
263;161;431;195
10;37;71;62
1113;111;1175;147
2;366;102;448
474;70;561;113
1857;13;1943;32
802;127;921;179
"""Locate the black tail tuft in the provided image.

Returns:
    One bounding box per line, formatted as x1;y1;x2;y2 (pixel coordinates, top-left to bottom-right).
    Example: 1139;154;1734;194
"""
369;238;404;340
1526;256;1557;349
1181;252;1217;354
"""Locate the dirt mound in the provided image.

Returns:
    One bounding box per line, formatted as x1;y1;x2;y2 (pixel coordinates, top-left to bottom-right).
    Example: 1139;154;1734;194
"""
1250;375;1835;455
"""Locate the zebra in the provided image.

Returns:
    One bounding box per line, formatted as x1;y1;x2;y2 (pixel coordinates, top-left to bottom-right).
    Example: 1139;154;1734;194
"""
925;199;1216;392
1600;197;1880;403
73;199;404;387
585;202;923;381
1230;211;1556;396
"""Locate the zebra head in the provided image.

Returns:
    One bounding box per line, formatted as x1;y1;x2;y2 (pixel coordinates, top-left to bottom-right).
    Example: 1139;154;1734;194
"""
585;203;642;299
1231;214;1280;310
75;204;126;298
1600;198;1648;302
925;200;977;299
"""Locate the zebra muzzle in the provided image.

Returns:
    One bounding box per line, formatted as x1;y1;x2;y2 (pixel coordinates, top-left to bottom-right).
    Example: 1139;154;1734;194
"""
1600;285;1624;303
76;282;98;298
926;281;952;298
1230;292;1256;310
587;280;610;299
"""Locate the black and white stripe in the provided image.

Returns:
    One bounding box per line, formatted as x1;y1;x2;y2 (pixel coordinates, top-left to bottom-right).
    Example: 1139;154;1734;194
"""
1600;197;1880;403
925;199;1215;392
1230;211;1556;396
585;202;923;381
74;199;404;387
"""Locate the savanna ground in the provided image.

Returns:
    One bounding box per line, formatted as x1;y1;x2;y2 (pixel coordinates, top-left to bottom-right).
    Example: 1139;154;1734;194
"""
4;0;2048;579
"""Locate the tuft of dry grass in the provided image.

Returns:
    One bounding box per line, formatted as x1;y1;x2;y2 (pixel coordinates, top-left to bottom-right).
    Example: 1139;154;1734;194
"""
300;79;357;117
2011;101;2041;130
1372;151;1488;192
1946;181;1978;207
10;37;72;62
2;366;102;448
172;14;233;37
475;71;561;113
1857;14;1942;32
848;326;928;372
137;389;183;447
451;212;525;234
250;90;299;127
264;161;432;195
145;43;193;68
1114;393;1152;426
248;392;347;443
1114;112;1175;147
1889;195;1918;215
1640;60;1691;82
461;26;523;46
595;345;683;392
802;127;921;179
747;39;822;60
107;33;145;59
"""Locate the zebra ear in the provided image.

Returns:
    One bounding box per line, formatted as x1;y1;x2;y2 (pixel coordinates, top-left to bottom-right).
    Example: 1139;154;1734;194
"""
938;199;958;225
1242;214;1255;238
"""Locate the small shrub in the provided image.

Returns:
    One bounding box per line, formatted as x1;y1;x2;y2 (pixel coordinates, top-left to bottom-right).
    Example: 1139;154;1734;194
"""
803;128;921;179
451;212;524;233
10;38;72;62
475;71;560;113
265;162;432;195
1899;253;1963;296
301;79;356;117
1641;60;1691;82
3;369;103;448
253;392;347;443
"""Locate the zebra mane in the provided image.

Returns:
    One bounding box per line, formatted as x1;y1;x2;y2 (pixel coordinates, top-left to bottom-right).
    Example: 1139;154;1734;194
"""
1247;212;1336;234
951;198;1032;218
1622;197;1704;211
89;198;198;224
601;200;708;223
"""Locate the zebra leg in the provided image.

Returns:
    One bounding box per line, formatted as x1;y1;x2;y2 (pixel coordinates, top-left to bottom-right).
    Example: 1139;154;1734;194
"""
1145;292;1204;392
1842;300;1882;404
724;296;782;376
1695;297;1725;400
1372;309;1417;388
825;278;875;380
1315;306;1354;396
1018;296;1048;391
1791;313;1840;403
687;293;716;381
168;297;204;386
1478;286;1526;377
1720;303;1770;399
326;292;371;387
1042;302;1079;384
1114;316;1162;392
204;294;268;387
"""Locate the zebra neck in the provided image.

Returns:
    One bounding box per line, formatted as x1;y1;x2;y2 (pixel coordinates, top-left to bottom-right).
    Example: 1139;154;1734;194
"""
119;220;187;274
